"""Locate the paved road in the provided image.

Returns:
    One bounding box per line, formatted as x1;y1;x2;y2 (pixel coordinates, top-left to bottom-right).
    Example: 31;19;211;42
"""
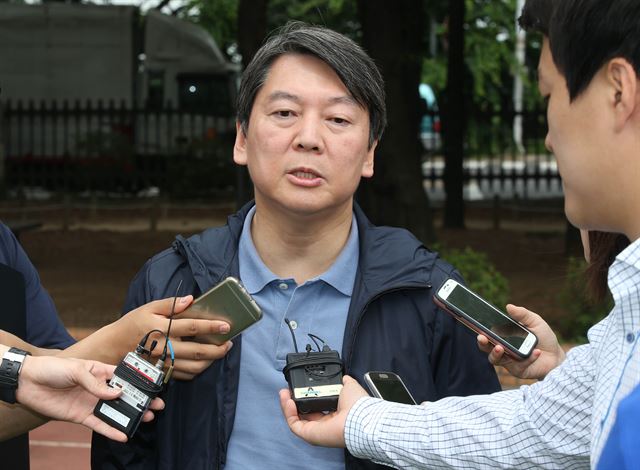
31;421;91;470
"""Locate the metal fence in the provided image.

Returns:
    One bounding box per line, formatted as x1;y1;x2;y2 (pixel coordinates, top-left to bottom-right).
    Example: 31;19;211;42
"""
0;100;237;199
421;108;561;202
0;101;558;202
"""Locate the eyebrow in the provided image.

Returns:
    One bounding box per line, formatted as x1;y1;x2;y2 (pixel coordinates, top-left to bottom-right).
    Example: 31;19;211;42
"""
266;91;359;107
267;91;301;104
328;95;359;107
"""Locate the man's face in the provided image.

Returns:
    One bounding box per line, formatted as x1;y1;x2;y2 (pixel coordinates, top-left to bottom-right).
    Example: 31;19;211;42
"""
234;53;376;218
538;39;624;231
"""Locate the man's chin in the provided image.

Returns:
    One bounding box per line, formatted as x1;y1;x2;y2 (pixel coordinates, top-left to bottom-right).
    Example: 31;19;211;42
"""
564;199;586;230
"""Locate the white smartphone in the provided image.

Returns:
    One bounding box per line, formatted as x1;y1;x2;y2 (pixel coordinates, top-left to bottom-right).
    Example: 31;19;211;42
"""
364;371;417;405
434;278;538;359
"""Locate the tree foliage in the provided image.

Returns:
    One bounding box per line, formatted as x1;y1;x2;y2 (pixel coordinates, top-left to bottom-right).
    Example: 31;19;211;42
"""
424;0;542;112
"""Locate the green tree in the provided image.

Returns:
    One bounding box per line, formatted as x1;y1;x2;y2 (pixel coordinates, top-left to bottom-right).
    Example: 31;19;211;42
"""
424;0;531;112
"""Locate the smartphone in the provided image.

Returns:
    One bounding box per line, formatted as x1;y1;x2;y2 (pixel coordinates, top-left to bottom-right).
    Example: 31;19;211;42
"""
434;278;538;359
180;277;262;345
364;371;417;405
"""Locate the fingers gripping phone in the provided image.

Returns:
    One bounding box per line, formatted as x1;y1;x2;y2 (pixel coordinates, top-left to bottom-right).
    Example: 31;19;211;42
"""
434;278;538;359
364;372;417;405
180;277;262;345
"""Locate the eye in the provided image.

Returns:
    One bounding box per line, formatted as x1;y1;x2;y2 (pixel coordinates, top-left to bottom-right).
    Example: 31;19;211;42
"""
272;110;295;118
329;116;350;126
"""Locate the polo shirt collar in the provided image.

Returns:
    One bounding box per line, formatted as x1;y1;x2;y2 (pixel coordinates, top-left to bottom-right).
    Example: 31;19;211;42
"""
238;206;358;297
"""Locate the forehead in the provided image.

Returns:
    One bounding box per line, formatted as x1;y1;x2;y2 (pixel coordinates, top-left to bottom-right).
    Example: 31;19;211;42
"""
537;39;555;82
258;53;351;99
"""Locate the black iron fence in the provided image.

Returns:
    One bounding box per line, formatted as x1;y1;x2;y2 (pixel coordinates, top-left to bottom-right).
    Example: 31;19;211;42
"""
0;100;237;199
421;108;561;202
0;101;557;202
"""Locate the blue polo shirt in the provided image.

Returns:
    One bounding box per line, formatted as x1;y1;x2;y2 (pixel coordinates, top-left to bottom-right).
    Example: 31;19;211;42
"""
225;207;359;469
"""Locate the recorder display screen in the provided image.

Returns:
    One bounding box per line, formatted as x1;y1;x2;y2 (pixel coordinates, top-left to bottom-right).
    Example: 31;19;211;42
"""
448;285;528;348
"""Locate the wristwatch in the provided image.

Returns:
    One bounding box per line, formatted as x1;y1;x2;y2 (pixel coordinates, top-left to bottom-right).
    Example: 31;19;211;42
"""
0;347;31;404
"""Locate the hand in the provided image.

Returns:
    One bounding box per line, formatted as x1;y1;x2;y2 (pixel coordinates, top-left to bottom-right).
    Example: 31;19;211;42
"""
15;355;164;442
279;375;368;448
118;296;234;380
477;304;566;380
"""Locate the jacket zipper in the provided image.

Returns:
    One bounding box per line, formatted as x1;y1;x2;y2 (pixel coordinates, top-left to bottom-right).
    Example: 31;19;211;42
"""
345;283;431;368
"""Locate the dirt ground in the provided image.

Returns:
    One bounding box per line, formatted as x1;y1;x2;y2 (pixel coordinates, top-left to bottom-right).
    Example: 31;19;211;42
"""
18;205;573;331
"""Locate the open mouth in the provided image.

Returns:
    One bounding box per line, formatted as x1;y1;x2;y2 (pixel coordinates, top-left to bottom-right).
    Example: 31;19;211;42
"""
287;167;322;186
291;170;318;179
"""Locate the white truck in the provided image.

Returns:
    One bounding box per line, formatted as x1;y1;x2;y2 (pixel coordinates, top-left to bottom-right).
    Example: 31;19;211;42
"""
0;3;238;110
0;3;239;169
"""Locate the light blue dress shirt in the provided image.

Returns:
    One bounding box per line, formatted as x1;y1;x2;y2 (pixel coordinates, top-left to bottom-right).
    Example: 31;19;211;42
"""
225;206;359;469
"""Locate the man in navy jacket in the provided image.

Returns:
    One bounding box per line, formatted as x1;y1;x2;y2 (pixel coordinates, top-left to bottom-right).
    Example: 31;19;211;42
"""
92;22;500;470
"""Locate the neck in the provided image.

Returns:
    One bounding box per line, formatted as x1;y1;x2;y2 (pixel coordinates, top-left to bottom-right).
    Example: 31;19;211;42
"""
250;203;355;284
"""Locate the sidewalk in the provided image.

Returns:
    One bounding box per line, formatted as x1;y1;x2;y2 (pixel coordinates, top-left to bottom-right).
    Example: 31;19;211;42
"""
30;421;91;470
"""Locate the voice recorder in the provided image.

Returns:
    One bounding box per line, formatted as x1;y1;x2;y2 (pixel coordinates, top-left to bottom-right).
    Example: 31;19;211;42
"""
282;319;344;414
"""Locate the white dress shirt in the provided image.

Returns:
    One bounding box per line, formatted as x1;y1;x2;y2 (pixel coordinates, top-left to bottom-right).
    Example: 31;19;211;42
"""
345;237;640;469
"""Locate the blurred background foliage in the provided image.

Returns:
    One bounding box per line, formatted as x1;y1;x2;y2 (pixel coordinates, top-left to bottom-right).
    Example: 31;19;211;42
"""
434;244;510;309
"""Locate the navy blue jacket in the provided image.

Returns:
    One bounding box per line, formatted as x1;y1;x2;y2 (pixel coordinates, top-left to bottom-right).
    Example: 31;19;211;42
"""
91;203;500;470
0;222;74;349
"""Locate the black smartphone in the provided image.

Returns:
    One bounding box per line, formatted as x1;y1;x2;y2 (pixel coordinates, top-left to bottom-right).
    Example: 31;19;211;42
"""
434;278;538;359
180;277;262;345
364;371;417;405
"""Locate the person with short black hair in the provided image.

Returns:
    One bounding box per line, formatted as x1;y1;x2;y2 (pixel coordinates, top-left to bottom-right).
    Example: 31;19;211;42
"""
91;21;500;470
280;1;640;468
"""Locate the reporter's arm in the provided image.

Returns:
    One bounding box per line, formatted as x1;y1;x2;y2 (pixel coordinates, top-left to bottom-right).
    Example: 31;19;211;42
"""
0;344;164;442
0;330;50;356
0;337;60;441
0;400;47;441
283;344;595;469
58;296;233;380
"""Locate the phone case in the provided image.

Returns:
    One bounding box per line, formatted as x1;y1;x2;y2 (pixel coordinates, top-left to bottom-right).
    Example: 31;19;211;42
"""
181;277;262;345
433;291;536;360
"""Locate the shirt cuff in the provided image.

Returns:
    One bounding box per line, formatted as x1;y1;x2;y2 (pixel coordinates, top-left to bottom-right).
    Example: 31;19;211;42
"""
345;396;399;465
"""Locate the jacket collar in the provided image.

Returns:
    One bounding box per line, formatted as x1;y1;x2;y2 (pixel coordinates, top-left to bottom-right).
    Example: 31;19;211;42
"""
173;200;435;296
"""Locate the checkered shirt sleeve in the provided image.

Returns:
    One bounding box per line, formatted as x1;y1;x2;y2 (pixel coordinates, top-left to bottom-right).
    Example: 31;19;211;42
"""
345;342;597;469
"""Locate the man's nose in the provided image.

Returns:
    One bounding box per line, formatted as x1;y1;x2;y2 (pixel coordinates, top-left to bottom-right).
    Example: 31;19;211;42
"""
293;116;323;153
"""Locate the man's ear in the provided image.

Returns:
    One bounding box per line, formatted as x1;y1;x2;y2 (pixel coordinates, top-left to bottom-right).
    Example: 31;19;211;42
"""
233;121;248;166
361;140;377;178
607;58;639;132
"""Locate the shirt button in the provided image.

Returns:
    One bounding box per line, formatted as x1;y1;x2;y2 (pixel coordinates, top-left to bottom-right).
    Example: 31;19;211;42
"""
289;320;298;330
278;282;288;290
626;332;635;343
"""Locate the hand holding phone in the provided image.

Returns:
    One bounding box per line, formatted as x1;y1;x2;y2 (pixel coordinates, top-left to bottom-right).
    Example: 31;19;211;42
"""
180;277;262;345
434;279;538;360
364;371;417;405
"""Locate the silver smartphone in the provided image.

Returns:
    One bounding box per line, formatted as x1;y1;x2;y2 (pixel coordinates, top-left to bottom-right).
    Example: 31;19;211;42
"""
364;371;417;405
180;277;262;345
434;278;538;359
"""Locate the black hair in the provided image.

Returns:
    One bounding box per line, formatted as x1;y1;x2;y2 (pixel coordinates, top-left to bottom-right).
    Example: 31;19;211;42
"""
236;21;386;148
585;231;629;304
520;0;640;100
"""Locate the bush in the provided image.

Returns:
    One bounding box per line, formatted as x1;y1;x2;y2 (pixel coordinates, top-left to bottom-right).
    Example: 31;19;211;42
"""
555;257;612;343
434;245;510;309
